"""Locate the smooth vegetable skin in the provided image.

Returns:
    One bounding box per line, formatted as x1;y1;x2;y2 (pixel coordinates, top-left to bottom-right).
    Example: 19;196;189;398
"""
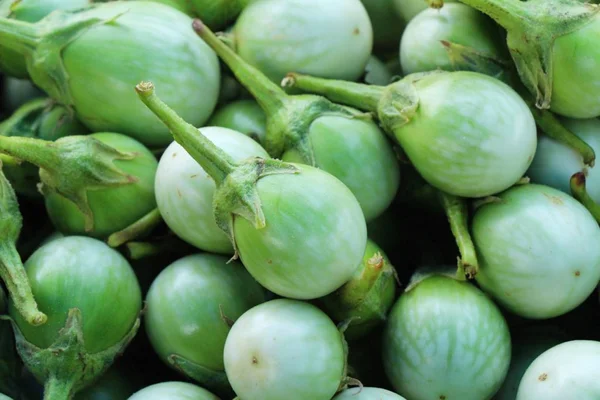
234;0;373;83
0;77;44;113
473;184;600;319
9;236;142;352
360;0;405;50
0;0;90;78
224;299;346;400
145;253;267;389
195;22;401;222
137;81;367;300
0;1;220;147
495;326;567;400
383;273;511;400
8;236;142;399
528;118;600;201
128;382;220;400
393;0;456;24
286;70;537;198
517;340;600;399
334;387;405;399
400;3;506;75
458;0;600;118
208;100;267;145
155;128;269;254
147;0;252;30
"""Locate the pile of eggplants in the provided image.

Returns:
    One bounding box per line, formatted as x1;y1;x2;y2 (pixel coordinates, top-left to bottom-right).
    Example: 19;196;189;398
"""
0;0;599;399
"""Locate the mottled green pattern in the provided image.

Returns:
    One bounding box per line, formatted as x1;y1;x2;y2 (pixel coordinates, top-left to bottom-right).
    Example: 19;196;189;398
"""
9;236;141;353
145;254;266;372
234;164;367;299
383;275;511;400
474;184;600;318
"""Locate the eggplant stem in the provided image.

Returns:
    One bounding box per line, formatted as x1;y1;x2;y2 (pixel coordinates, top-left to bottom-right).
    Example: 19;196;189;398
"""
533;109;596;167
192;19;286;117
107;208;162;248
135;81;236;186
438;192;479;279
43;376;73;400
570;172;600;222
282;73;383;113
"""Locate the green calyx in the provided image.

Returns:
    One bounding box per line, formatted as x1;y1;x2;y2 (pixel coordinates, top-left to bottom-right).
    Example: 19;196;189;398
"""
167;354;233;398
283;70;446;138
192;19;355;164
0;162;47;326
213;157;299;258
441;38;597;167
0;135;139;231
0;98;90;197
458;0;600;110
321;241;398;338
0;3;126;106
136;81;299;258
5;308;140;400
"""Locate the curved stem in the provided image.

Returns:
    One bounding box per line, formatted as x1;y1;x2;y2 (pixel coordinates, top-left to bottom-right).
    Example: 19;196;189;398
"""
0;135;59;171
283;73;383;113
570;172;600;222
192;20;286;117
0;98;49;136
0;242;47;326
438;191;479;280
136;82;236;186
107;208;162;248
532;108;595;167
43;376;74;400
0;18;40;56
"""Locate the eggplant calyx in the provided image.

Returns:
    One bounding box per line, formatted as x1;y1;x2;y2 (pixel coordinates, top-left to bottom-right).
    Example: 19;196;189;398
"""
213;157;299;261
459;0;600;110
8;135;138;232
7;308;140;399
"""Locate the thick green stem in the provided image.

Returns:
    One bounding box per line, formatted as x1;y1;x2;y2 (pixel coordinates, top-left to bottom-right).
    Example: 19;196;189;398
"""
0;135;60;171
438;192;479;280
283;73;383;113
192;19;286;117
43;376;74;400
570;172;600;222
136;82;236;186
0;17;40;56
0;242;47;326
107;208;162;248
532;109;596;167
339;254;385;307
